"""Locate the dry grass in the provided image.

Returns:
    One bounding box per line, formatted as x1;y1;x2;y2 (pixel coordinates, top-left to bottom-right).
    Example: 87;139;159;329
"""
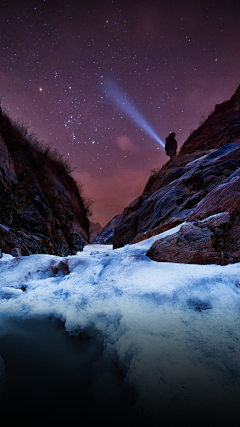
149;167;161;177
0;106;92;221
12;119;73;175
0;106;73;176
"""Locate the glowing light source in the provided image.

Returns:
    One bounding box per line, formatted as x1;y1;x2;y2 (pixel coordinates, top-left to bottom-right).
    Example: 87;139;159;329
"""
104;80;165;148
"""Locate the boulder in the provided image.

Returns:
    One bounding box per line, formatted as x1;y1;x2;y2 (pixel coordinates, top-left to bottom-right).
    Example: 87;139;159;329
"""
146;213;231;265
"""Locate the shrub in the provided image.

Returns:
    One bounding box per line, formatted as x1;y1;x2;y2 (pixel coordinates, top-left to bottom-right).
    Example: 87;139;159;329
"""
149;167;161;176
0;106;93;221
0;106;73;175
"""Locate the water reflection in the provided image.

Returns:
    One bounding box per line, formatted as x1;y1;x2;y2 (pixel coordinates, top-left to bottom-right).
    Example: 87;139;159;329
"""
0;317;135;426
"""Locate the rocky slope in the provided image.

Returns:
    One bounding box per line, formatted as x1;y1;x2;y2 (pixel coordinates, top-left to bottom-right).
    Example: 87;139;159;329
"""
93;214;122;244
0;107;90;256
112;85;240;264
89;221;102;243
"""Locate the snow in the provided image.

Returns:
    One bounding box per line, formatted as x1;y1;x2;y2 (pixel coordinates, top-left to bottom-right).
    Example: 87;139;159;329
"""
1;224;240;419
185;151;215;167
0;224;10;232
197;212;229;222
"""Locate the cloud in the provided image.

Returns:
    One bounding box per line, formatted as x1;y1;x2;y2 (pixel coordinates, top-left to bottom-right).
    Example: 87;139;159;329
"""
116;136;140;152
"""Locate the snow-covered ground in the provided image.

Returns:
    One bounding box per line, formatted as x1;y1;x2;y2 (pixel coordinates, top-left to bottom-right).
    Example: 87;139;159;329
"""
1;223;240;421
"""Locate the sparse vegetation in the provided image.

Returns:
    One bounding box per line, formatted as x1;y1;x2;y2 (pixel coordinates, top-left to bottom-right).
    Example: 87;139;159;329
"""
76;181;94;218
32;139;74;175
0;107;74;176
83;198;94;218
0;105;92;221
149;167;161;177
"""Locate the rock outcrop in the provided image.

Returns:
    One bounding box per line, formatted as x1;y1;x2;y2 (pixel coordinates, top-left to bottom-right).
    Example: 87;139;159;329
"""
146;213;232;264
93;214;123;244
0;107;90;256
89;221;102;243
112;85;240;264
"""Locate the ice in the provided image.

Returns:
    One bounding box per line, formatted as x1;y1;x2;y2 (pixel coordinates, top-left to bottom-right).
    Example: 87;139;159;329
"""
197;212;229;223
1;222;240;420
185;151;214;167
0;224;10;232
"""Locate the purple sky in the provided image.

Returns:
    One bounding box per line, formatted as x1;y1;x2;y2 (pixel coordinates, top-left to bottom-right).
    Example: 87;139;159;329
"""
1;0;240;226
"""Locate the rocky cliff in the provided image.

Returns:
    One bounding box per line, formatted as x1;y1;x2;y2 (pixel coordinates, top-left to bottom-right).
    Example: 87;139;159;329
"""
93;214;123;244
112;85;240;264
89;221;103;243
0;107;90;256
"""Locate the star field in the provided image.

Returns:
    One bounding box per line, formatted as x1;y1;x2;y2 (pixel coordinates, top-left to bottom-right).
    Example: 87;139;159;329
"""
1;0;240;225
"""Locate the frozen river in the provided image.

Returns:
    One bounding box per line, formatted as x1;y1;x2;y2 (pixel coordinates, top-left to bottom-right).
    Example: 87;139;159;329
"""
1;224;240;425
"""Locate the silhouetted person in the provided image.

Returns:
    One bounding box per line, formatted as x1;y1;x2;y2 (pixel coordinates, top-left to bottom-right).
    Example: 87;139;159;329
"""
165;132;177;158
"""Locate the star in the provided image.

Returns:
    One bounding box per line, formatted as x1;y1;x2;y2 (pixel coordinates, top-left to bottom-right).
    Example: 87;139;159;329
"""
1;0;239;226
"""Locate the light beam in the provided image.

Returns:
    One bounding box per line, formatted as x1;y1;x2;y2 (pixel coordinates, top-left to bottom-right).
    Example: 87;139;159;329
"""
103;80;165;148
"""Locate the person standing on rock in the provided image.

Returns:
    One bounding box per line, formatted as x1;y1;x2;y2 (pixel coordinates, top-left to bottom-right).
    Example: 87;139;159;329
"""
165;132;178;158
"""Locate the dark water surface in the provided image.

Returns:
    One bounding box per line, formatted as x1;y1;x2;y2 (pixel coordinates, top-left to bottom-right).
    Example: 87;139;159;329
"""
1;317;240;427
0;318;135;427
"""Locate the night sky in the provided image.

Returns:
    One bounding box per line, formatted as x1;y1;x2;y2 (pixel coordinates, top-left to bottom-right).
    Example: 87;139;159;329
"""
1;0;240;226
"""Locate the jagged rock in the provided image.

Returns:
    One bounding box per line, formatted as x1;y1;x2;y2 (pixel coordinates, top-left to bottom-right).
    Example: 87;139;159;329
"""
146;213;231;265
113;143;240;249
89;221;103;243
10;247;22;257
0;107;90;256
113;85;240;265
187;165;240;222
132;217;183;244
49;259;70;276
0;223;49;255
93;214;123;244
